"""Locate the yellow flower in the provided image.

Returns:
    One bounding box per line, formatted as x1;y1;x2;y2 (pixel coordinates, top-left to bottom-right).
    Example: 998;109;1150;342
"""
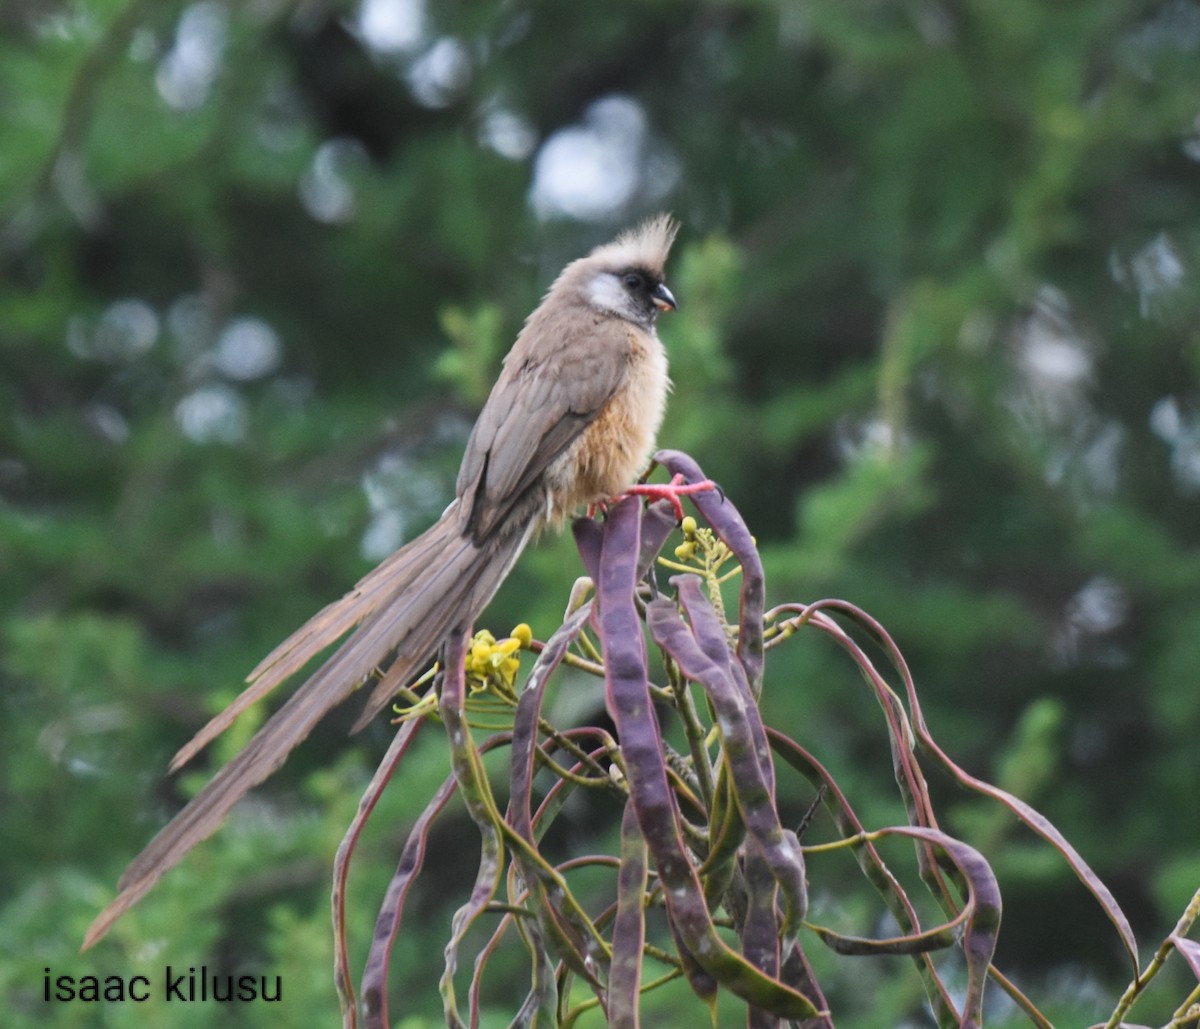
494;636;522;657
464;626;529;692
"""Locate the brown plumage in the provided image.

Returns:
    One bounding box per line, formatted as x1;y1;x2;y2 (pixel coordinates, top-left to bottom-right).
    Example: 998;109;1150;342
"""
83;215;680;949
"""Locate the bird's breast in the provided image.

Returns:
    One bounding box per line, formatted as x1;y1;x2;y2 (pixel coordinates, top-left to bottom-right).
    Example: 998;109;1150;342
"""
547;326;670;520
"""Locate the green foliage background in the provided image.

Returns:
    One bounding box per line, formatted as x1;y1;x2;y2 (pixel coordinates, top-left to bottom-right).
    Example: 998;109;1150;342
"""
2;0;1199;1025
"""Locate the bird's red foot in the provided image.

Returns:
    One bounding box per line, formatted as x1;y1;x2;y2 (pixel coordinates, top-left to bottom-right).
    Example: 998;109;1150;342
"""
619;473;718;522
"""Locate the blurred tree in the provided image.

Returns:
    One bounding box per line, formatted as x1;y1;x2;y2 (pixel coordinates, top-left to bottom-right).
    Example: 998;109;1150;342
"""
2;0;1198;1025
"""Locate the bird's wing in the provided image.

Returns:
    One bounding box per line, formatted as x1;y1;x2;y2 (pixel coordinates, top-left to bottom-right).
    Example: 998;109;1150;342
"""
457;317;632;540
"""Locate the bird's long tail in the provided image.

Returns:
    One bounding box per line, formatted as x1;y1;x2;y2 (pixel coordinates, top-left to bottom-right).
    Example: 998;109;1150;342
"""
83;505;533;949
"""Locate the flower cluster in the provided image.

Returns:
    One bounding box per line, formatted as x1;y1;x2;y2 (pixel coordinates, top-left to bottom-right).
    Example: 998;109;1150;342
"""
465;623;532;695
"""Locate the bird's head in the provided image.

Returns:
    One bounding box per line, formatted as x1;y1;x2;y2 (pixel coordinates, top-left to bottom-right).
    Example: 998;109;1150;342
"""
555;214;680;330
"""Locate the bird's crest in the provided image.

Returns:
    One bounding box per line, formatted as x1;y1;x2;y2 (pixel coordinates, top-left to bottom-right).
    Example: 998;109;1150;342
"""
589;213;679;276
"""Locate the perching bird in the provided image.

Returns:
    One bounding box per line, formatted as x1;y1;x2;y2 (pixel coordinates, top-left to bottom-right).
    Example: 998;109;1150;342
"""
84;214;703;948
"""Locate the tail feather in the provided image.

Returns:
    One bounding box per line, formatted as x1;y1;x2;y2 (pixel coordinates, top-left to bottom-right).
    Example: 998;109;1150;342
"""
83;508;532;951
355;511;534;727
246;516;455;683
170;518;459;772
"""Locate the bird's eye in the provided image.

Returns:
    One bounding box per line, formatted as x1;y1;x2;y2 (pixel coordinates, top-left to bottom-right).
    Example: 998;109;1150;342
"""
623;272;644;291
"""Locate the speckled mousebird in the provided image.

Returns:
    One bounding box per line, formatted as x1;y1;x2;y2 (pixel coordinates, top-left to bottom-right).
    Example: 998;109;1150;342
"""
83;214;713;948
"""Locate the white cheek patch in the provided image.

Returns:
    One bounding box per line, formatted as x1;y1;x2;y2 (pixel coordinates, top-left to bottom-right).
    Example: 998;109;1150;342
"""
586;273;631;317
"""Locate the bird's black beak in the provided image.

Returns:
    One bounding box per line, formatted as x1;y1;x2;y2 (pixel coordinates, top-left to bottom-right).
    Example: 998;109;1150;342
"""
652;282;678;312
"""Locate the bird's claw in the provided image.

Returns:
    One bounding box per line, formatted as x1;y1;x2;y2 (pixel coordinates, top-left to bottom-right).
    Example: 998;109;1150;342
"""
620;473;719;522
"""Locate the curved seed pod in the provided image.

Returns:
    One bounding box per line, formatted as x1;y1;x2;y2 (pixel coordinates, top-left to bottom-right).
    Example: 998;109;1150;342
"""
741;846;781;981
437;628;502;1029
655;449;765;696
794;598;1138;978
594;498;822;1020
359;762;457;1028
332;715;427;1027
507;604;612;998
646;589;807;935
808;826;1001;1029
767;728;959;1026
608;801;649;1029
